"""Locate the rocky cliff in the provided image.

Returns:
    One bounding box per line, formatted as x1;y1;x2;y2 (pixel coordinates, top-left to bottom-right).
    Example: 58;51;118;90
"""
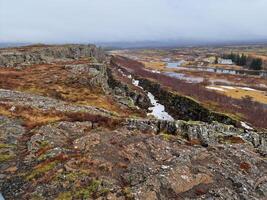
0;44;106;67
0;45;266;200
138;78;238;126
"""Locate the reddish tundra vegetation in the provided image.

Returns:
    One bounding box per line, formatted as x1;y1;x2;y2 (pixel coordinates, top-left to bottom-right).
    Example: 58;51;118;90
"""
112;55;267;129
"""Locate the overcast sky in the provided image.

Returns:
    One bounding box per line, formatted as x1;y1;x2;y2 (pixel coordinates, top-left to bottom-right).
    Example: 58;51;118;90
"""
0;0;267;44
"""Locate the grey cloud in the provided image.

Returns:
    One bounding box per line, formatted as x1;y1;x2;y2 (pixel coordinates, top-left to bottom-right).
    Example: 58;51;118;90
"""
0;0;267;43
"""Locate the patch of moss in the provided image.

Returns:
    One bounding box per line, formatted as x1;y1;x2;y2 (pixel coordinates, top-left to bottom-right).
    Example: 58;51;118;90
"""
64;172;89;182
0;143;15;149
39;140;50;148
162;133;171;141
0;153;15;162
26;161;58;180
55;192;72;200
74;179;101;199
99;188;110;196
29;193;45;200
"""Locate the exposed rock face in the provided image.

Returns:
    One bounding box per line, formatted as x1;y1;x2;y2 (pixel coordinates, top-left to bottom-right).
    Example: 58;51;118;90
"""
125;119;267;155
107;68;151;110
0;44;106;67
65;63;110;92
1;117;266;199
138;78;238;125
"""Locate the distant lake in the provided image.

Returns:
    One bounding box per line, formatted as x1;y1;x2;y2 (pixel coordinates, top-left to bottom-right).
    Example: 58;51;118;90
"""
163;72;204;83
166;60;185;68
166;64;267;78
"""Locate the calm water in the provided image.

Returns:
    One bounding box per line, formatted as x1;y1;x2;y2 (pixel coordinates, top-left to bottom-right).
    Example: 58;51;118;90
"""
164;72;204;83
166;61;267;78
166;60;185;68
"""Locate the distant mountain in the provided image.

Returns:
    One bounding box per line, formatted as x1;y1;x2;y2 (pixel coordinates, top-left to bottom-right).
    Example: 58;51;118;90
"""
97;39;267;49
0;42;30;48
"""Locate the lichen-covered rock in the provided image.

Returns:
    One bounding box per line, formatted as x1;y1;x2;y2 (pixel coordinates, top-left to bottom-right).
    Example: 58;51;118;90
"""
0;88;114;117
0;117;266;199
0;116;25;181
107;68;151;110
0;44;106;67
65;63;110;92
125;119;267;154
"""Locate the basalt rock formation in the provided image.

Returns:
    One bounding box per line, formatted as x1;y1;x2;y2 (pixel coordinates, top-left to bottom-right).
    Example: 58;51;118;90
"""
0;44;106;67
138;78;238;126
0;44;266;200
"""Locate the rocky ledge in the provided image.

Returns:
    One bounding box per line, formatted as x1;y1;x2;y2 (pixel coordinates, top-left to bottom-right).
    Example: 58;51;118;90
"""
0;44;106;67
0;116;267;200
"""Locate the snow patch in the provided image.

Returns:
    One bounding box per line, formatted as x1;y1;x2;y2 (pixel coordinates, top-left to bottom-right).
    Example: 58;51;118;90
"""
220;86;236;90
147;92;174;121
118;69;127;77
124;72;174;121
0;193;4;200
151;70;161;74
241;122;253;130
132;79;142;89
206;86;225;92
240;87;257;91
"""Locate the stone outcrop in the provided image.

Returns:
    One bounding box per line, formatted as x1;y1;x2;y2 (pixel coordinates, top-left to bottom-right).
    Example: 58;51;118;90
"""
65;63;110;92
0;89;114;117
125;118;267;155
1;117;266;199
138;78;238;126
107;68;151;110
0;44;106;67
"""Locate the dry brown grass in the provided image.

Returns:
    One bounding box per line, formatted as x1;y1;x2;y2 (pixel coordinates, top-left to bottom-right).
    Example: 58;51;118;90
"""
0;103;65;130
218;88;267;104
0;61;141;118
141;61;166;71
0;103;122;131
